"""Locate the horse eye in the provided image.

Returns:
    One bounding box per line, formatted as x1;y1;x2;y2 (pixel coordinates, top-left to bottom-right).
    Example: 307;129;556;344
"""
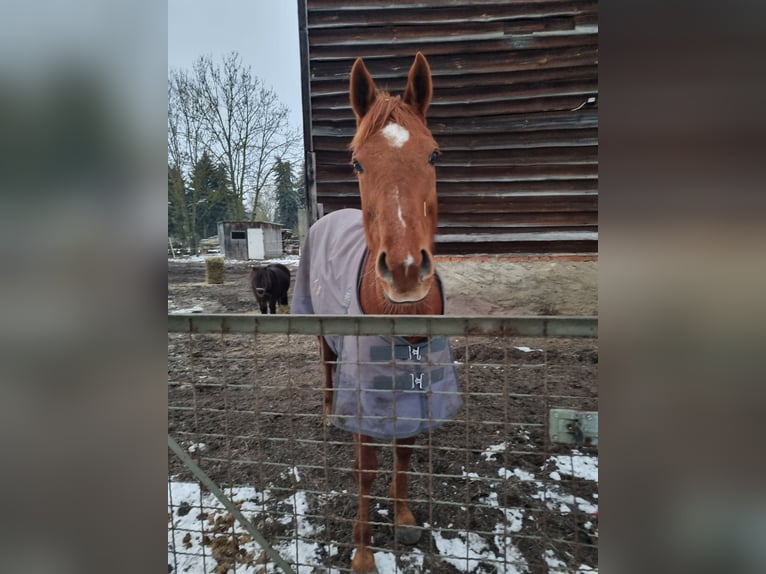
428;150;440;165
352;159;364;173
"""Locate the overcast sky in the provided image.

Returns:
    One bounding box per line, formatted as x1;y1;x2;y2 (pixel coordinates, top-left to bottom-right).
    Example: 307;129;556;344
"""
167;0;303;133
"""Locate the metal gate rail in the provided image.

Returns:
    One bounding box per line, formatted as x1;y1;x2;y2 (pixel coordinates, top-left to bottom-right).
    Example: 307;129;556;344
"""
168;314;598;338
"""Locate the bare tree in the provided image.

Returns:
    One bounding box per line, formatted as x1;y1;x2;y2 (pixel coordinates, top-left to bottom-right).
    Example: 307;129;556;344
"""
169;52;301;221
167;69;203;173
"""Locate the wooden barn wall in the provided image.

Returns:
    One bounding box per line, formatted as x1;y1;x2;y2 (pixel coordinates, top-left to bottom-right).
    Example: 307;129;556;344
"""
298;0;598;255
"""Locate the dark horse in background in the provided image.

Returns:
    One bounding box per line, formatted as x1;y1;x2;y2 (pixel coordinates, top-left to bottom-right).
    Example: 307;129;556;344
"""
250;263;290;314
292;53;462;573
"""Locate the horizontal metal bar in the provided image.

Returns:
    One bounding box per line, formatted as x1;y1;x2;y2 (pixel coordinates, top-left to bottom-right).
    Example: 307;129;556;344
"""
168;314;597;338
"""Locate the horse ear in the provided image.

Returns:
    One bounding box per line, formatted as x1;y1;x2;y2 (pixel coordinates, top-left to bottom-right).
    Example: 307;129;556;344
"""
403;52;433;119
350;58;377;123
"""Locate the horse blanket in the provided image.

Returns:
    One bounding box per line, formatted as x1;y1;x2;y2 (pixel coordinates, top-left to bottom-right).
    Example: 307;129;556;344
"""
291;208;462;439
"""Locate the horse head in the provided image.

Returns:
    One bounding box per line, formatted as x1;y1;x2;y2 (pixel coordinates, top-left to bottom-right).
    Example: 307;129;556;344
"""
349;52;440;305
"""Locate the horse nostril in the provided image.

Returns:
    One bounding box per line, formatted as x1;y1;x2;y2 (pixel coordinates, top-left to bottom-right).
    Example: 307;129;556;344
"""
419;249;432;281
256;288;265;295
376;251;393;282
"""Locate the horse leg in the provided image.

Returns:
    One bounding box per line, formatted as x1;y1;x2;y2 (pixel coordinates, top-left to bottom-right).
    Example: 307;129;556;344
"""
352;433;379;573
268;299;277;314
390;436;421;544
319;337;335;417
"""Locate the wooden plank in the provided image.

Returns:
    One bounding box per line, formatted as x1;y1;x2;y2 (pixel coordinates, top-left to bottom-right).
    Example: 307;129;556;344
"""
308;22;596;49
311;78;597;108
309;0;595;9
315;146;597;167
308;2;597;28
440;212;596;226
309;64;597;94
437;231;598;242
313;96;597;121
312;129;598;152
434;238;597;255
309;46;599;80
311;109;597;139
316;193;598;212
316;163;597;181
317;179;597;196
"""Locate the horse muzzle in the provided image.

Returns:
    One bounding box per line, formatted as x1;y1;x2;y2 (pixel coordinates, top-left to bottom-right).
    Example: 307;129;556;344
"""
376;249;435;304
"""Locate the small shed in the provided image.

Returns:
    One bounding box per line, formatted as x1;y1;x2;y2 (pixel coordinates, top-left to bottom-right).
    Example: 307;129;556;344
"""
217;221;283;261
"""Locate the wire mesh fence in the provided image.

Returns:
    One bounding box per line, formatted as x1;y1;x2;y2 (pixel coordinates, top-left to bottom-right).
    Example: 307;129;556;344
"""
168;315;598;574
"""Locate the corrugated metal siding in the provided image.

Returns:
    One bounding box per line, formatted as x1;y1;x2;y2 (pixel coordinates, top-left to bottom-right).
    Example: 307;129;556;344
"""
298;0;598;255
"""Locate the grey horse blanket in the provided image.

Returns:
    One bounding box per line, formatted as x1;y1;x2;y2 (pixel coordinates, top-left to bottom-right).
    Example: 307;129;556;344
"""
291;208;462;439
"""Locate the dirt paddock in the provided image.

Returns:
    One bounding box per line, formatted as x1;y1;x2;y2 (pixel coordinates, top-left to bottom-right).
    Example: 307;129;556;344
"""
168;256;598;574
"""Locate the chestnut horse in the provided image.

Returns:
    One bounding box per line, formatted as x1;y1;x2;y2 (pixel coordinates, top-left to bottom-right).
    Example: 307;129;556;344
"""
292;53;461;573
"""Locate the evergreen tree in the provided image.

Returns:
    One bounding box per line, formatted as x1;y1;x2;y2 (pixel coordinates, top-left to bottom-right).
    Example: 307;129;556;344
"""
168;164;191;249
191;151;235;241
273;158;305;231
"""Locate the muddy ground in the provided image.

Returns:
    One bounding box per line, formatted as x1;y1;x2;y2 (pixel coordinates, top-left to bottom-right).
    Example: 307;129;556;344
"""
168;257;598;574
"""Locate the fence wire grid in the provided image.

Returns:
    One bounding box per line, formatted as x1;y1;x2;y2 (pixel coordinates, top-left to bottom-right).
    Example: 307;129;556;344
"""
168;315;598;574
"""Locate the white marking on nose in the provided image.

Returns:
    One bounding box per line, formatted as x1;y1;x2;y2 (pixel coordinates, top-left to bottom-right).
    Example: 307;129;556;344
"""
381;122;410;148
404;253;414;271
393;186;406;228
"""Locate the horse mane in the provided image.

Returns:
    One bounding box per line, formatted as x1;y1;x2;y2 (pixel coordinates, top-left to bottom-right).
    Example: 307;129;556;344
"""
349;93;427;152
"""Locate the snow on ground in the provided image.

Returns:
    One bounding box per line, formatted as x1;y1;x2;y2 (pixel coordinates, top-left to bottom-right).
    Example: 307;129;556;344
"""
547;450;598;481
169;451;597;574
168;255;300;266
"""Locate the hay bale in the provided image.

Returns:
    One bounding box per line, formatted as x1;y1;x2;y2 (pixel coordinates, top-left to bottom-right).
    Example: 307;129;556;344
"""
205;257;225;284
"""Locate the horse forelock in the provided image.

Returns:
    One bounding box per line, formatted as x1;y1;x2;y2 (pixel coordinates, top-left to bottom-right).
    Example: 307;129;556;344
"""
349;94;429;152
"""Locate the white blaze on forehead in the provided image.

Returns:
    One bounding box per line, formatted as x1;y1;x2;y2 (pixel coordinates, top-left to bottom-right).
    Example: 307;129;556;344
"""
381;122;410;148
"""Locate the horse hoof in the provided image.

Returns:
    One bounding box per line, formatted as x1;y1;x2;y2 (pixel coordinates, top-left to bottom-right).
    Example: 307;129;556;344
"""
396;525;422;545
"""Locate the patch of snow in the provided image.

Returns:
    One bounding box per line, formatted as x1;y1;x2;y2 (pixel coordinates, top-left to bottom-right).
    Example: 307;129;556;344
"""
546;452;598;481
170;306;204;314
481;442;507;461
495;461;598;516
544;549;568;572
513;346;541;353
168;255;300;266
168;482;269;574
400;547;425;571
480;492;524;533
187;442;206;453
432;529;492;572
498;467;536;482
533;487;598;515
372;550;398;572
492;529;529;574
262;255;300;266
543;549;598;574
462;466;480;480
